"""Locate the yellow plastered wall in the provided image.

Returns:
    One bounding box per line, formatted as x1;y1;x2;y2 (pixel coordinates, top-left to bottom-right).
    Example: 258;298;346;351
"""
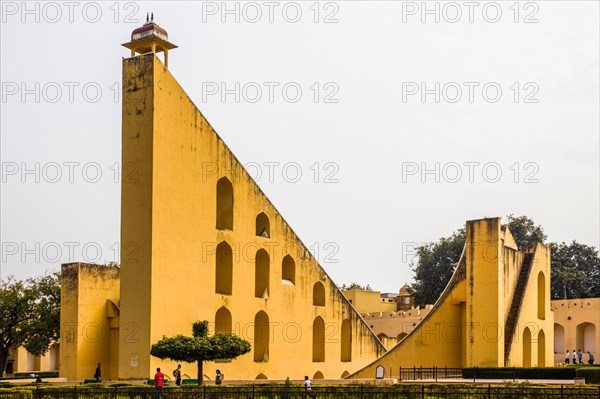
504;244;554;366
60;263;120;381
118;54;386;381
465;218;504;366
552;298;599;365
343;290;397;314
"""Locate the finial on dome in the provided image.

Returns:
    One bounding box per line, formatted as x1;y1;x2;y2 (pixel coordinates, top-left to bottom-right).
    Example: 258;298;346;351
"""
151;12;154;21
146;12;149;23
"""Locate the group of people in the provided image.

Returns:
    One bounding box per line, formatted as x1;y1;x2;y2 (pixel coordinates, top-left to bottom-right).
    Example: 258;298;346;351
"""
96;363;318;399
565;349;595;364
152;366;222;399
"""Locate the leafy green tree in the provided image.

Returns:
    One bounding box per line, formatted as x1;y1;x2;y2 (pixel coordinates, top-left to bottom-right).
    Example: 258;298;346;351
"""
0;273;60;376
339;283;372;291
410;228;465;307
150;320;251;385
506;214;547;249
550;241;600;299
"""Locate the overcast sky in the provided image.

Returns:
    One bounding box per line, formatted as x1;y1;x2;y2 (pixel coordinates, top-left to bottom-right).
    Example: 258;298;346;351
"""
1;1;598;292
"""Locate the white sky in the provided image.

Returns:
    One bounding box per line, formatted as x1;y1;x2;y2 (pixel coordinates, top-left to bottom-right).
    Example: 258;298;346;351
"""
1;1;599;292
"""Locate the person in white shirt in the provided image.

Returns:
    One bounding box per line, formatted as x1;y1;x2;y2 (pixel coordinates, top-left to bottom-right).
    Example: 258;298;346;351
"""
304;376;316;399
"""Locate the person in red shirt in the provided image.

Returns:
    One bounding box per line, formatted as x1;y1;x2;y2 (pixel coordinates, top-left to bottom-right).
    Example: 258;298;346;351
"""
154;367;165;399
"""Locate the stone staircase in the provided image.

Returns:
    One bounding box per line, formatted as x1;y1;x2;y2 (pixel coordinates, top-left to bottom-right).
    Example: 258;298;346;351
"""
504;252;534;364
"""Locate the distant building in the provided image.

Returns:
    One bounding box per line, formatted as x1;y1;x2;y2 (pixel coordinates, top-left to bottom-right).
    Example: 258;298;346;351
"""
342;284;430;350
5;345;59;376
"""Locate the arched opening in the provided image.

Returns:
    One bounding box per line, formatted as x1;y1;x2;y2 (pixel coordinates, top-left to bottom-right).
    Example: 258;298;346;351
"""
313;371;324;380
537;272;546;319
538;329;546;366
377;333;388;341
341;319;351;362
576;322;596;352
313;282;325;306
255;249;270;299
254;311;270;363
48;344;59;370
215;241;233;295
255;373;267;380
256;213;270;237
341;371;350;378
312;316;325;362
397;332;408;343
523;327;532;367
282;255;295;285
216;177;233;230
554;324;565;353
215;307;232;334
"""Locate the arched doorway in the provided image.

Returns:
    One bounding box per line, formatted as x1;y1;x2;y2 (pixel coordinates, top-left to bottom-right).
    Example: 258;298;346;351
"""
523;327;532;367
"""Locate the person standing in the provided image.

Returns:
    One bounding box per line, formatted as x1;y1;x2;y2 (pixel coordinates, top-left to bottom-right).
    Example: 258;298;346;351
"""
588;352;595;365
94;363;102;382
304;376;316;399
154;367;165;399
215;369;223;385
565;350;570;364
173;364;182;386
578;349;583;364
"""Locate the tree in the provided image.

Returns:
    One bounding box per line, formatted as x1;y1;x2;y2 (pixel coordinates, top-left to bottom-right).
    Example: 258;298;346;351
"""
550;241;600;299
410;228;465;307
506;214;547;249
150;320;251;385
0;273;60;376
339;283;372;291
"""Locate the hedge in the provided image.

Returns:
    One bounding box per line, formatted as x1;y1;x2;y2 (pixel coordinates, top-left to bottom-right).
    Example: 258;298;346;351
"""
462;367;577;380
577;368;600;384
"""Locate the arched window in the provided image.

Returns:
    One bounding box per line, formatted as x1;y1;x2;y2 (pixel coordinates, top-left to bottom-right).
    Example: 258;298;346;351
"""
313;371;324;380
215;241;233;295
576;322;596;352
341;371;350;378
215;307;232;334
397;332;408;343
282;255;295;285
523;327;532;367
313;282;325;306
341;319;351;362
537;272;545;319
554;324;565;354
255;373;267;380
312;316;325;362
538;329;546;366
216;177;233;230
255;249;270;299
254;311;270;362
256;213;270;238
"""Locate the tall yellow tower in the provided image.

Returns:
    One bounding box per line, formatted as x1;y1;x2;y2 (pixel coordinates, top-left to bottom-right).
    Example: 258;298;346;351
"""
117;19;386;381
